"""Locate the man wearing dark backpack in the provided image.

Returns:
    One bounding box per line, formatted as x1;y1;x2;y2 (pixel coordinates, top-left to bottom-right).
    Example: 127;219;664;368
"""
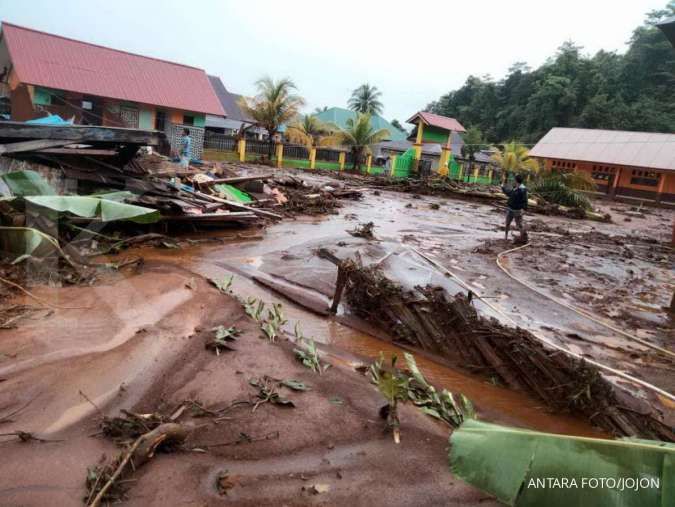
502;174;529;243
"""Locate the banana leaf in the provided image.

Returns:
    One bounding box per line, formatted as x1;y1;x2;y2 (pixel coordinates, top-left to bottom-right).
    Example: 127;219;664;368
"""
449;420;673;507
23;196;160;224
1;170;56;196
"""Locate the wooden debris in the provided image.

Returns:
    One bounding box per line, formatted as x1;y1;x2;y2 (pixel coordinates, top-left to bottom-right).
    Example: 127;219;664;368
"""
327;257;674;442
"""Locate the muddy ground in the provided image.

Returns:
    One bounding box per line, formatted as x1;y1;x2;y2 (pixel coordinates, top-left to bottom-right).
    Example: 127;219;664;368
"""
1;166;673;505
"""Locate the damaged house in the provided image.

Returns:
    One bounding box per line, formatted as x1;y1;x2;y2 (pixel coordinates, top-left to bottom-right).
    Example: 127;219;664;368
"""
0;22;225;159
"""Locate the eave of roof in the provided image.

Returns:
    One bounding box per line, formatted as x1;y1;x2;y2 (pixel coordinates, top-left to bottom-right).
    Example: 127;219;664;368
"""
529;127;675;172
406;111;466;133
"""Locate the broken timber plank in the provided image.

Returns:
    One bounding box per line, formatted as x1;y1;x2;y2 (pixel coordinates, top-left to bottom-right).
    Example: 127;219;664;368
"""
201;174;274;186
0;121;162;146
0;139;70;155
190;189;283;220
38;148;118;156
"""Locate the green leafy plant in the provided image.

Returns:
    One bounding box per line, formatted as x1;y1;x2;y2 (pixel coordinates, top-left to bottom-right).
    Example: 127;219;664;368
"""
531;171;597;210
369;352;475;443
403;353;475;426
249;376;296;411
243;297;266;322
206;326;241;355
260;303;287;342
210;275;234;293
293;324;330;374
369;353;410;443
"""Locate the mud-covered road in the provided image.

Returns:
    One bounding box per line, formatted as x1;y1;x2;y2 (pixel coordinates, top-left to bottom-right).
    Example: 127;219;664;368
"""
0;168;673;505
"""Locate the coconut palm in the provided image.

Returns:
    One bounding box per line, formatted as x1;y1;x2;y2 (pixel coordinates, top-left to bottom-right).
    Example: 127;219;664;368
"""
531;171;597;210
332;113;389;172
348;84;384;115
239;76;305;156
285;115;333;147
491;141;540;176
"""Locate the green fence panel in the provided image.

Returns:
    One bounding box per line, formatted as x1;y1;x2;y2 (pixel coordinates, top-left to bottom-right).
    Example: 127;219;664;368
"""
393;148;415;178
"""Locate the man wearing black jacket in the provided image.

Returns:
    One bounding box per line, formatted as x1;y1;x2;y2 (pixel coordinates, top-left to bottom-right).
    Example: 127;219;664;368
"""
502;174;529;243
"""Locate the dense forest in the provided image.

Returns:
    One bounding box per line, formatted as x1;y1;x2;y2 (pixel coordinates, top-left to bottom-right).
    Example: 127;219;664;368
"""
426;3;675;144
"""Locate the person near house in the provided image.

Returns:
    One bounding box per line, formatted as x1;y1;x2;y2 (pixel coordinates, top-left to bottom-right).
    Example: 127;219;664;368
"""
502;174;528;242
179;129;192;169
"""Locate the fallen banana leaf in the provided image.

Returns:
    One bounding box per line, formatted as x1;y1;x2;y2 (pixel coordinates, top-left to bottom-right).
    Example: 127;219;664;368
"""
1;170;56;196
0;226;78;267
24;196;160;224
449;419;674;507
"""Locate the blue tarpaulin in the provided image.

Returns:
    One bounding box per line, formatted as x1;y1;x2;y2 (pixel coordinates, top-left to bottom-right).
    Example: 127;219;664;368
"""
25;115;74;126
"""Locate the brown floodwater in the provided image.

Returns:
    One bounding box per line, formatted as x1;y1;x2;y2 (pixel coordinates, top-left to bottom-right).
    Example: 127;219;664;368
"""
122;230;607;439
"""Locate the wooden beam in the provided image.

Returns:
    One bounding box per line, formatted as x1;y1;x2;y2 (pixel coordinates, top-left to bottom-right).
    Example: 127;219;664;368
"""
0;139;70;155
0;121;163;146
201;174;274;186
190;188;283;220
38;148;118;156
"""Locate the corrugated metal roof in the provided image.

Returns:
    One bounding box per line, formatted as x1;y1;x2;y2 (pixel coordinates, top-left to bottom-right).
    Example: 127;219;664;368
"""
529;128;675;172
406;111;466;133
1;22;224;116
314;107;408;141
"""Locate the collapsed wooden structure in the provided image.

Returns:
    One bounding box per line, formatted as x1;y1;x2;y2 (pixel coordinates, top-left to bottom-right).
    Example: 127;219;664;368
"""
321;252;673;441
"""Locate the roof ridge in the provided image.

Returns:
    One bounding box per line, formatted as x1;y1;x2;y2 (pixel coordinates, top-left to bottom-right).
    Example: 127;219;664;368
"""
550;127;675;137
1;21;205;72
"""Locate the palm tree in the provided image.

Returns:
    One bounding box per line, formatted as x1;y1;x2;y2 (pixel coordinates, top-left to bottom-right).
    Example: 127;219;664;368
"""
491;141;540;178
332;113;389;172
348;84;384;115
239;76;305;156
531;171;597;210
285;115;333;147
313;106;328;114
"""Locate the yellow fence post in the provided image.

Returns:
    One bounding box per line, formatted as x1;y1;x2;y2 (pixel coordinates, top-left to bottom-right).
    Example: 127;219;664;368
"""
473;165;479;182
366;154;372;174
439;148;449;177
338;152;345;171
238;139;246;162
458;165;463;180
309;147;316;169
275;143;283;169
488;168;493;183
390;155;397;176
413;119;424;172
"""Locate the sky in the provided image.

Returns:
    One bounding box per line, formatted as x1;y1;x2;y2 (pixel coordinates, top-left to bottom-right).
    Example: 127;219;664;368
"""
0;0;667;123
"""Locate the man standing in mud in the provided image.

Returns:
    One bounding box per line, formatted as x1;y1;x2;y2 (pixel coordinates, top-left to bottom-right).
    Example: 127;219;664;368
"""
502;174;528;243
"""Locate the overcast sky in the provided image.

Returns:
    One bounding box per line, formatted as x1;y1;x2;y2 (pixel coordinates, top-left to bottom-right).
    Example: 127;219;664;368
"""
0;0;666;123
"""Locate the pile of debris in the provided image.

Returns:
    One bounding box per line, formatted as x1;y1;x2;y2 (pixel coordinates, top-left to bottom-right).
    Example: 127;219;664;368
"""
361;176;610;222
323;254;673;441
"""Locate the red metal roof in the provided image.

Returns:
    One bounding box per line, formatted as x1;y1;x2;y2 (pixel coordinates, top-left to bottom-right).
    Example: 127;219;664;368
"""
406;111;466;133
1;22;225;116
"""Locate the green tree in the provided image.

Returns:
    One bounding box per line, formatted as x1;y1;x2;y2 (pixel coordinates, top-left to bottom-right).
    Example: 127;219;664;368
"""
348;84;384;115
332;113;389;172
286;115;333;147
491;141;540;176
391;119;406;132
313;106;328;114
460;126;487;164
427;3;675;141
240;76;305;155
